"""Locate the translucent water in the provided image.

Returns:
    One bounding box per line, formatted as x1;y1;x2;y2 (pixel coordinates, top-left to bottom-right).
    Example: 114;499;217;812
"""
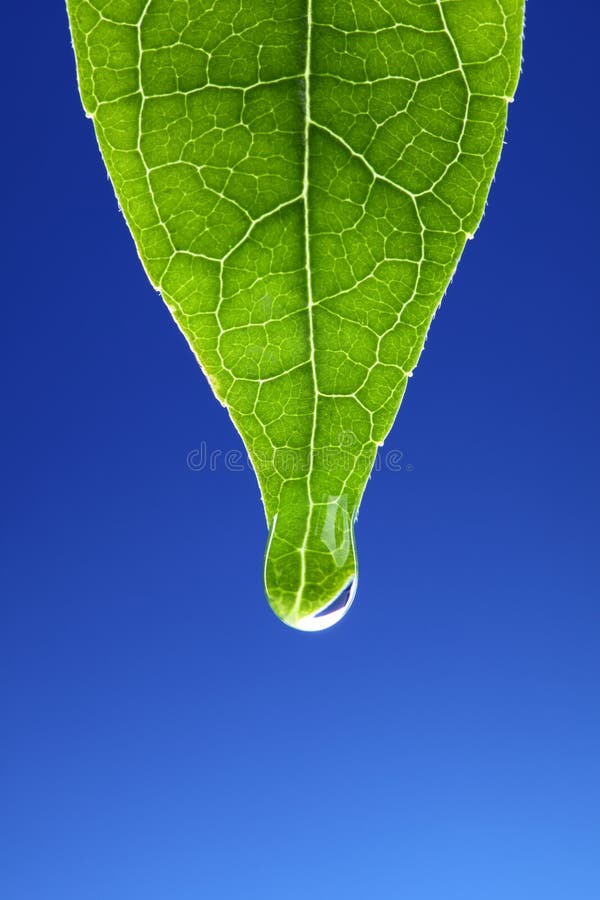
263;491;358;631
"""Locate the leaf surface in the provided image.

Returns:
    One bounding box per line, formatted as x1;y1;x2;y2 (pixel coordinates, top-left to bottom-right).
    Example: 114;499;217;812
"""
67;0;524;628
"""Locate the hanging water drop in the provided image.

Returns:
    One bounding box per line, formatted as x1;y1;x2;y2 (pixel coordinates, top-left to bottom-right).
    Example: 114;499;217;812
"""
264;488;358;630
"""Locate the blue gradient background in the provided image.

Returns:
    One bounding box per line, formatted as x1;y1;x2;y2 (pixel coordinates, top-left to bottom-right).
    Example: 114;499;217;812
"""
2;4;599;898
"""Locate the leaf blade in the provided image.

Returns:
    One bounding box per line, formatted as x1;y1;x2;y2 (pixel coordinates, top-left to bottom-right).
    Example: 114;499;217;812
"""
66;0;524;628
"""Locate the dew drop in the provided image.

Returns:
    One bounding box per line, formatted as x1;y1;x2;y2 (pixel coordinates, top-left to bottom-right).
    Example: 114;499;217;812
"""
264;490;359;632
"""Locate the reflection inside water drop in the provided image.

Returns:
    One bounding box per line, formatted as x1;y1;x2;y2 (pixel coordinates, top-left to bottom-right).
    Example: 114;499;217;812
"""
293;578;357;632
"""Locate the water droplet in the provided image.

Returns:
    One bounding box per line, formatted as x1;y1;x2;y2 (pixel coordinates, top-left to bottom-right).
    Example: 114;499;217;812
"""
263;487;358;631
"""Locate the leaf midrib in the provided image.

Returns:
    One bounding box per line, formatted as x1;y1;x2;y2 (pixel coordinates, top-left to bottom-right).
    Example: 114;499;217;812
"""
295;0;316;616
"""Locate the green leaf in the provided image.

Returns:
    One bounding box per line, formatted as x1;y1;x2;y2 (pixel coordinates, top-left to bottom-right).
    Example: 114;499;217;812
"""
66;0;524;629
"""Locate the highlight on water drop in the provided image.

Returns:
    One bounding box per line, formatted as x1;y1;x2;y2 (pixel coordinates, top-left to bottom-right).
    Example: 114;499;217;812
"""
293;577;357;632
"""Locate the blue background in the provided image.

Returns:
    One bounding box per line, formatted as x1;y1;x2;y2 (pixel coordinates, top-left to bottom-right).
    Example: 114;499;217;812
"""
2;3;599;898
